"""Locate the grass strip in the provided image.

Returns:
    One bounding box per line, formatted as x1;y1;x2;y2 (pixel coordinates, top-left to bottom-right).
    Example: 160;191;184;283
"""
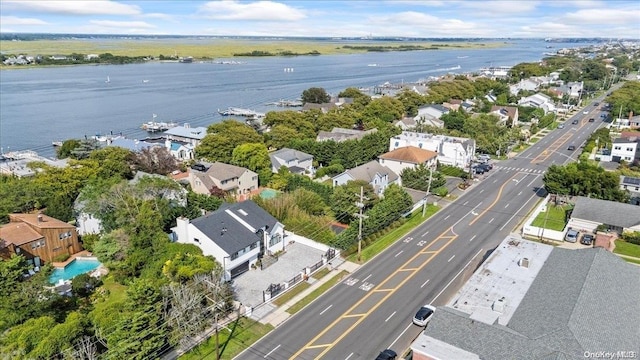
271;281;311;307
531;204;570;231
614;240;640;258
286;270;348;315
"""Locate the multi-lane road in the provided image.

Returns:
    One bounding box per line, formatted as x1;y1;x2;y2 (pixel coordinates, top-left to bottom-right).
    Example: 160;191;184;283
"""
236;95;612;360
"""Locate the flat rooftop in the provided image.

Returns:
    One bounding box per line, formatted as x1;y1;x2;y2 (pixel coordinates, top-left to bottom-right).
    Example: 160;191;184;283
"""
447;236;553;326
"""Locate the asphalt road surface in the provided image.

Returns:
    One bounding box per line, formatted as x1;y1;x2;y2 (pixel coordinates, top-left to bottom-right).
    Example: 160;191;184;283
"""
235;93;612;360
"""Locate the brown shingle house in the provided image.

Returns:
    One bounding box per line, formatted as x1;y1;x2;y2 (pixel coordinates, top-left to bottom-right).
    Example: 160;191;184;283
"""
0;213;82;265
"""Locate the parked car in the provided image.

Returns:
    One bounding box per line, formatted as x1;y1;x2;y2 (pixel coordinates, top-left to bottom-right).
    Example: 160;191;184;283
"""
588;118;595;122
375;349;397;360
478;163;493;172
472;166;485;175
583;110;589;115
581;234;595;246
565;229;579;243
413;305;436;326
558;124;565;129
477;154;491;162
572;119;579;124
567;145;576;151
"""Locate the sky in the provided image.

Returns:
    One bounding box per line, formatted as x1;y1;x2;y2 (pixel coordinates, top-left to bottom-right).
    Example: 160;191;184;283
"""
1;0;639;39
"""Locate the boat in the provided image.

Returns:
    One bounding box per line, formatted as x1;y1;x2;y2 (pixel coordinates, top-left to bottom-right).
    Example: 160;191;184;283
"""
105;76;110;83
457;56;469;59
179;56;193;63
141;121;178;132
266;99;303;107
367;64;378;67
284;68;294;72
52;141;63;147
142;79;149;83
218;107;266;118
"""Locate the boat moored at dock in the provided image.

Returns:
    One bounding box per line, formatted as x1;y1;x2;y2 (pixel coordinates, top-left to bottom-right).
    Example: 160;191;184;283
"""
218;107;266;118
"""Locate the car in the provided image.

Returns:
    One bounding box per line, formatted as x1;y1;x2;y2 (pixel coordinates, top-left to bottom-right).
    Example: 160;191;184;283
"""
581;234;595;246
565;229;579;243
567;145;576;151
472;166;485;175
413;304;436;326
477;154;491;162
375;349;397;360
572;119;579;124
558;124;565;129
594;102;600;106
478;163;493;172
588;118;595;122
583;110;589;115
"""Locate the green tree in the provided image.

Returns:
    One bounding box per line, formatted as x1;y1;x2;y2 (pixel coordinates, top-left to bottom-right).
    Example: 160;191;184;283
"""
263;110;316;138
338;87;371;109
301;87;331;104
162;252;217;283
401;165;445;192
57;139;81;159
196;120;263;163
396;89;426;117
330;180;377;224
362;96;405;123
441;109;468;131
231;142;271;173
265;124;301;149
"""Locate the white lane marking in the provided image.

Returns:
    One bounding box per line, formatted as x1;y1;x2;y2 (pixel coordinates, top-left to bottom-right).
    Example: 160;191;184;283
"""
363;274;372;282
385;311;396;322
527;175;539;187
388;324;413;350
319;304;333;315
422;231;429;237
421;279;430;288
489;218;495;223
444;215;450;220
500;188;542;231
493;179;498;183
504;203;510;209
395;251;403;257
469;235;477;242
479;189;485;193
463;201;469;206
264;344;281;358
518;191;522;196
448;255;455;262
431;249;484;303
345;353;354;360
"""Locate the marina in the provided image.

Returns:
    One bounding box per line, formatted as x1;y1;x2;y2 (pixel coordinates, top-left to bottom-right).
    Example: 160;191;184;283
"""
218;107;266;118
265;99;303;107
141;121;179;132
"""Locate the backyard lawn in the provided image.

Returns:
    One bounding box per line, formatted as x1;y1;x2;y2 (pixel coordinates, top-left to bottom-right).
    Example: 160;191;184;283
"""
531;204;571;231
614;240;640;258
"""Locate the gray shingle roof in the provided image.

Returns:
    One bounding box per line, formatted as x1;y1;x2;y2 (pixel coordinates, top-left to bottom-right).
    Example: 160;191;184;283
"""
344;160;398;183
571;196;640;228
424;248;640;359
191;200;278;254
164;125;208;140
270;148;313;171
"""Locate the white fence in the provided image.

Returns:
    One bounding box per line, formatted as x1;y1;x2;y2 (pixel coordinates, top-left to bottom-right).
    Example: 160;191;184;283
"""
521;194;566;242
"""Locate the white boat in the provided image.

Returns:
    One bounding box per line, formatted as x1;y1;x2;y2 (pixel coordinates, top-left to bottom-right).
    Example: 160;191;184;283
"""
141;121;178;132
218;107;266;118
105;76;110;84
457;56;469;59
367;63;378;67
142;79;149;83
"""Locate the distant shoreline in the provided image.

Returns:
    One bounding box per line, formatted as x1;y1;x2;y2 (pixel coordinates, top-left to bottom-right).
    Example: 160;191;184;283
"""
0;38;507;65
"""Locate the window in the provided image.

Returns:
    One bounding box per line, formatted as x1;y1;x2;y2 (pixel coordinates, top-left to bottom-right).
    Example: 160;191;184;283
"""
394;142;399;148
194;238;200;244
230;252;238;260
614;146;621;150
250;242;258;250
269;234;282;247
627;147;634;151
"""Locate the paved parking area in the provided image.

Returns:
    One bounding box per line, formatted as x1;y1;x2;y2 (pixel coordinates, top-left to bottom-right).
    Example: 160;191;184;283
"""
231;241;326;309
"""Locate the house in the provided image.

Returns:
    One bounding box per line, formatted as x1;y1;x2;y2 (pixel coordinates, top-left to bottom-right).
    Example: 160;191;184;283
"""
316;127;377;142
269;148;314;174
517;93;556;114
378;146;437;177
442;99;462;112
172;200;285;281
567;196;640;234
390;131;476;169
332;160;400;196
553;81;583;98
301;102;338;113
0;213;82;265
394;117;444;130
165;139;195;161
0;150;68;178
189;162;258;197
415;104;449;122
620;176;640;206
163;123;208;147
509;78;543;95
411;237;640;360
107;137;161;152
611;137;640;163
490;105;519;127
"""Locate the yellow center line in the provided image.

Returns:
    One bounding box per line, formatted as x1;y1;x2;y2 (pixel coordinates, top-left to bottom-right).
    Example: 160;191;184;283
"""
289;229;458;360
468;171;520;226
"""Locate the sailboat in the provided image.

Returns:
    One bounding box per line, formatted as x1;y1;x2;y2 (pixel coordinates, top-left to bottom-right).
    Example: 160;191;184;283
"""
105;76;110;84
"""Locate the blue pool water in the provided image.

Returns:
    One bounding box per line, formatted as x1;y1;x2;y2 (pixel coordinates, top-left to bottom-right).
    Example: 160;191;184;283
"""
260;189;279;199
49;258;102;284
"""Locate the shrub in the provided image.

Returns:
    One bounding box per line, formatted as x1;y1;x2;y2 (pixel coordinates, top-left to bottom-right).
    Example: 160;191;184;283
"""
621;231;640;246
432;186;449;197
53;253;70;262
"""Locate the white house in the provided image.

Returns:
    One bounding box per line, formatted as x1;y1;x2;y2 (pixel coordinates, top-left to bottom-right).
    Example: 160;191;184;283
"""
189;162;259;197
332;160;400;196
518;93;556;114
415;104;449;122
490;105;519;127
390;131;476;169
165;139;195;161
378;146;438;177
509;78;542;96
611;138;640;163
568;196;640;234
269;148;314;174
172;200;286;281
620;176;640;206
163;123;208;147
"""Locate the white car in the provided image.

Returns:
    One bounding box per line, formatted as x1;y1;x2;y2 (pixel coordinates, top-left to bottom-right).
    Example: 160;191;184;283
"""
412;304;436;326
583;110;589;114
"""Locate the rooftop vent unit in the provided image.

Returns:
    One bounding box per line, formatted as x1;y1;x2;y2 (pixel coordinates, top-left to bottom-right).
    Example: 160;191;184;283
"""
493;297;506;313
518;257;530;268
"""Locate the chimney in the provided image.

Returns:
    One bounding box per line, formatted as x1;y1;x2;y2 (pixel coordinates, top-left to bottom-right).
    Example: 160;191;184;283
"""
37;214;43;223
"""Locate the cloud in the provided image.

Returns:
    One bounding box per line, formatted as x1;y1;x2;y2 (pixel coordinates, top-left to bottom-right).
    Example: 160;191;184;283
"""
562;8;640;25
89;20;156;29
0;16;49;25
198;0;306;21
2;0;141;16
460;0;540;15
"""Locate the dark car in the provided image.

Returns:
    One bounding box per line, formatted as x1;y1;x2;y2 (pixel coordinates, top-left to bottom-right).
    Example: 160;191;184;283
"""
472;166;485;175
478;163;492;172
567;145;576;151
191;163;207;172
581;234;595;245
375;349;397;360
588;118;595;122
413;305;436;326
594;102;600;106
572;119;579;124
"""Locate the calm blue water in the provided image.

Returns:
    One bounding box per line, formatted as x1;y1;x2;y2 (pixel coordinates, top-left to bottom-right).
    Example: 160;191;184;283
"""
49;258;101;284
0;39;597;157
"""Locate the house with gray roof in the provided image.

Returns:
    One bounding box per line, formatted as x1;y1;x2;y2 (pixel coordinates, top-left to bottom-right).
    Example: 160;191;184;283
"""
189;161;258;197
269;148;314;174
567;196;640;234
332;160;399;196
411;236;640;360
316;127;377;142
620;176;640;205
415;104;449;123
108;138;161;152
163;123;208;146
172;200;285;281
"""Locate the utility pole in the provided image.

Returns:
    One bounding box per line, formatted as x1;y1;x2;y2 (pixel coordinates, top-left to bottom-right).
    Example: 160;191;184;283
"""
422;167;433;217
354;186;369;262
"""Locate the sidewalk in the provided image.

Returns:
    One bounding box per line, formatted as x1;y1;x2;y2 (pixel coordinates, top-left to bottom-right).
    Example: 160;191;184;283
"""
254;258;360;327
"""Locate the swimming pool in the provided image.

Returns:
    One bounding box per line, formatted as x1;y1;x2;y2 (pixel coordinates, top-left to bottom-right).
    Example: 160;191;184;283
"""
260;189;280;199
49;258;102;284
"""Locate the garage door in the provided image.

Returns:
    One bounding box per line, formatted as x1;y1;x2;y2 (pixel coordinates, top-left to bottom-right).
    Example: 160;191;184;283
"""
230;260;250;279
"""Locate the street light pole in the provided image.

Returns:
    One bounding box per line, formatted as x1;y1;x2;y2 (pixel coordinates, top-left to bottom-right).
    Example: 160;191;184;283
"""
422;166;433;217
